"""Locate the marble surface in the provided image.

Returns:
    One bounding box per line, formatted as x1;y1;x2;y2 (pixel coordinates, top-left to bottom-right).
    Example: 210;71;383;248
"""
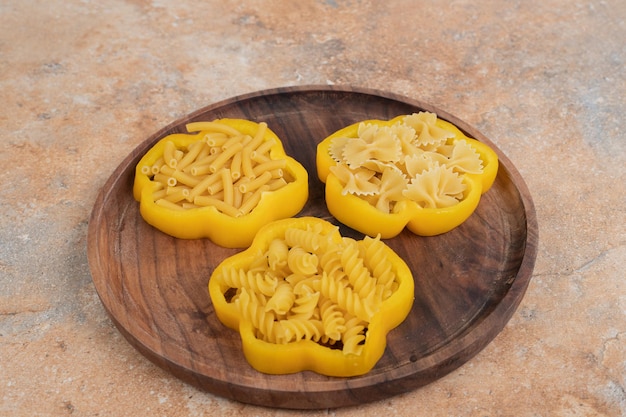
1;0;624;415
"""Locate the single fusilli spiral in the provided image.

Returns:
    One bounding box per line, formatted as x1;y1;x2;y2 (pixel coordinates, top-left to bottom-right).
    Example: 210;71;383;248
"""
278;318;324;343
319;298;346;341
219;268;277;297
234;288;283;343
342;316;367;355
340;239;378;299
319;271;375;322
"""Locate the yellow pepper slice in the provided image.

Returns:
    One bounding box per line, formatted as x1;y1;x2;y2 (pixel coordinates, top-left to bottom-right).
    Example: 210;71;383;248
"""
208;217;415;377
316;115;498;238
133;119;308;248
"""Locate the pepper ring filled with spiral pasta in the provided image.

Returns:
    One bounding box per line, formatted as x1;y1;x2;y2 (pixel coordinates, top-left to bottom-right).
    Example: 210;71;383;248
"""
208;216;415;377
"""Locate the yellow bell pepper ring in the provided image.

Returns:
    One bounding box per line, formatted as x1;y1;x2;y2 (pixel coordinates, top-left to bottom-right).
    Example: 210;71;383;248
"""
133;118;309;248
208;216;415;377
316;114;499;238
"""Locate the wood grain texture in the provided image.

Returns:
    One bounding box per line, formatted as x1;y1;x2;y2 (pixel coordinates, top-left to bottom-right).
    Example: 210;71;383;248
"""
87;86;538;409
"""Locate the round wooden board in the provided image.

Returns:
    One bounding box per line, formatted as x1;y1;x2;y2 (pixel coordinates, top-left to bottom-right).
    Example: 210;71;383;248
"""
87;86;538;409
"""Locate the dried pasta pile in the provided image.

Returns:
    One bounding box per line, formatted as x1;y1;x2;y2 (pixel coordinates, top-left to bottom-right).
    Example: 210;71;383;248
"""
139;121;291;217
328;112;484;212
216;223;399;356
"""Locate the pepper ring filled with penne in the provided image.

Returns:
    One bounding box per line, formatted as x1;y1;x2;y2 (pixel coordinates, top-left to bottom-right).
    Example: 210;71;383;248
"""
133;118;309;248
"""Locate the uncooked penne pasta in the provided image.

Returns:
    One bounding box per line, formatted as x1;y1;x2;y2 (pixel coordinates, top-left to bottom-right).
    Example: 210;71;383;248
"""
151;157;165;174
163;140;177;168
241;146;255;179
203;132;228;147
155;198;186;211
267;178;288;191
163;187;189;203
194;195;240;217
238;185;270;216
252;159;287;178
188;171;222;200
239;170;272;193
209;142;243;174
244;121;267;152
160;165;201;188
251;138;276;159
186;121;242;136
222;168;234;207
177;141;204;171
144;120;292;218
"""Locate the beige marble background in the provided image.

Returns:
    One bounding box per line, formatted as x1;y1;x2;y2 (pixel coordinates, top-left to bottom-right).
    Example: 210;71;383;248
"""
1;0;624;415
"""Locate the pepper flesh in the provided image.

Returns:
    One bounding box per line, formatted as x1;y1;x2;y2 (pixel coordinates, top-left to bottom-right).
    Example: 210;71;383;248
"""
133;118;309;248
316;115;499;238
208;217;415;377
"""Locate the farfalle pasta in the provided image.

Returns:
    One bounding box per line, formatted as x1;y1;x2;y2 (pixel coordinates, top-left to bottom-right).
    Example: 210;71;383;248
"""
316;112;499;237
328;112;483;211
208;217;414;376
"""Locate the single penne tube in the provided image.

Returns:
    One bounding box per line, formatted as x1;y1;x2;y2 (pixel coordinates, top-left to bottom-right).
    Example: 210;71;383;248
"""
155;198;186;211
193;195;240;217
189;164;213;177
269;168;283;179
152;189;168;201
203;132;228;147
140;165;151;175
234;177;249;191
195;142;211;161
151;157;165;174
181;202;201;210
244;122;267;152
160;165;201;187
250;152;271;164
267;177;288;191
241;146;255;179
230;151;242;180
251;138;276;159
174;149;184;162
177;140;205;170
237;185;270;216
166;185;191;195
188;171;222;200
222;168;234;206
154;171;176;187
207;177;225;195
239;170;272;193
163;188;189;203
252;159;287;178
187;152;219;173
163;140;177;168
233;186;243;208
209;142;243;173
172;170;201;187
186;121;242;136
221;135;244;151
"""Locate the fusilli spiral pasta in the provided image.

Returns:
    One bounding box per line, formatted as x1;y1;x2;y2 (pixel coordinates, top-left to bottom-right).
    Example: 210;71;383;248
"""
216;223;403;356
